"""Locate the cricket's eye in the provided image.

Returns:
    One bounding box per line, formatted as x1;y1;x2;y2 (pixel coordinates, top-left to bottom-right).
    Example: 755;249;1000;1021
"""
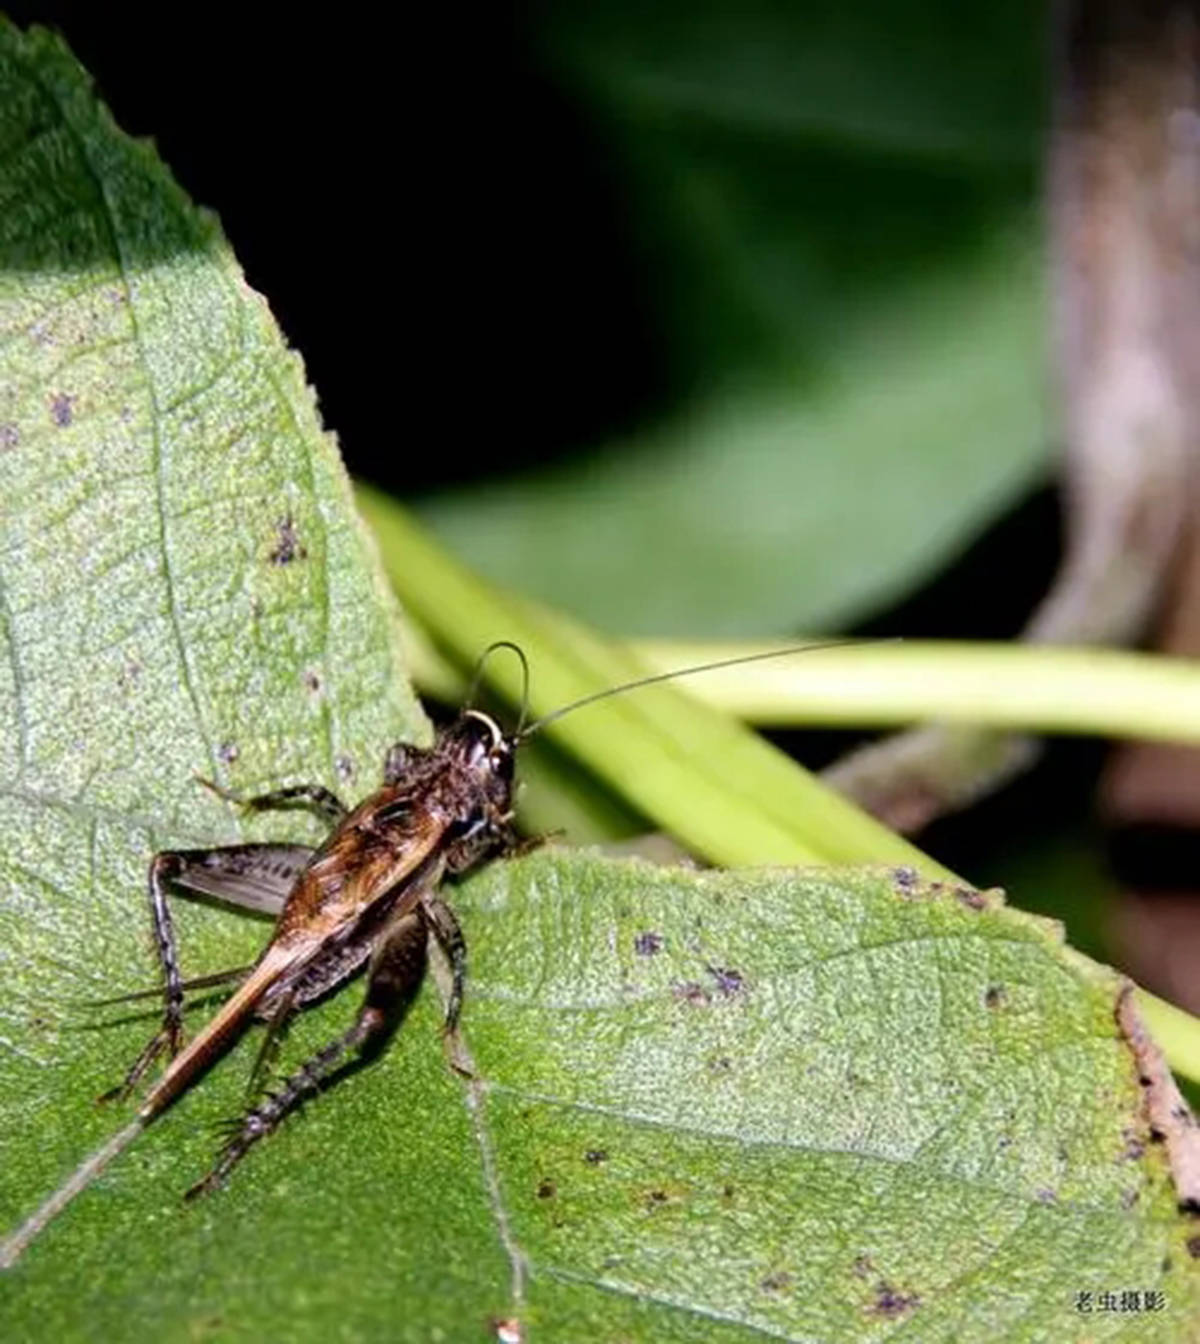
459;710;504;765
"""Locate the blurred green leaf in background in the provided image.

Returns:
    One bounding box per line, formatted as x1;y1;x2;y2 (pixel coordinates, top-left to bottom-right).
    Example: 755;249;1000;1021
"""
412;1;1050;637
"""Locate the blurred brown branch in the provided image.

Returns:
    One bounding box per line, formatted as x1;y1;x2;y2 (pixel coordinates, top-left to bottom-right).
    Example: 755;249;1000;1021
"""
828;0;1200;845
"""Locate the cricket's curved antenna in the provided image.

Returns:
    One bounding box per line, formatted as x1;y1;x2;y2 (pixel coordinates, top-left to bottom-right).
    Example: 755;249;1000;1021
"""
466;640;531;734
519;639;892;740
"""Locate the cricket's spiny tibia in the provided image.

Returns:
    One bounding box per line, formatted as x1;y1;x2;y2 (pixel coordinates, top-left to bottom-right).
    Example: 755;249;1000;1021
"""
188;1011;381;1200
188;908;431;1198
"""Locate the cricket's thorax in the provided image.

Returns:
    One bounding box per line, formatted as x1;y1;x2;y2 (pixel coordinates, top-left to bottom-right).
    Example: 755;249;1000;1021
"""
272;710;516;949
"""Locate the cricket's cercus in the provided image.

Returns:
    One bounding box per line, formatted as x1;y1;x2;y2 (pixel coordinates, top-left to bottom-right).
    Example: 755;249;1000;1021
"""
0;637;880;1267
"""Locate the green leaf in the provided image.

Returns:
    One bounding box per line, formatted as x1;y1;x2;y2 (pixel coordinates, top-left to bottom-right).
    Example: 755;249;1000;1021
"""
413;4;1050;636
444;854;1200;1341
4;22;1198;1344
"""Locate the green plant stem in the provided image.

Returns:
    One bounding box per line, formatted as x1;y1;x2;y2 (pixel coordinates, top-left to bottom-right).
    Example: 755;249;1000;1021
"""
356;487;1200;1086
632;638;1200;742
1138;991;1200;1087
357;485;943;875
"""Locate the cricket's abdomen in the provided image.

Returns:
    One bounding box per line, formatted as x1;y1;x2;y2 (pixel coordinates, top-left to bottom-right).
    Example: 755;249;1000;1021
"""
273;784;449;942
138;943;301;1121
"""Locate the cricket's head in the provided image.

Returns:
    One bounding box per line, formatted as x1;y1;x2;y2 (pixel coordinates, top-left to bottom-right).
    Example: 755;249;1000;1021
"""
444;708;517;809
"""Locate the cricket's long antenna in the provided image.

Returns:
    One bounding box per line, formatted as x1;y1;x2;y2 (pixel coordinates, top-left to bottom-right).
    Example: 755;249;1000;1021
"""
519;638;892;739
0;1115;146;1268
467;641;531;733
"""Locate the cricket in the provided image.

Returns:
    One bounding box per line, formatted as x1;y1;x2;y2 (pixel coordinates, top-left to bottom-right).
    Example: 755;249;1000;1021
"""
0;639;863;1268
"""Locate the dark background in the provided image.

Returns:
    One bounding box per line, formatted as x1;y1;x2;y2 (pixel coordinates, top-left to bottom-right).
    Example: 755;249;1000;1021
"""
4;4;663;490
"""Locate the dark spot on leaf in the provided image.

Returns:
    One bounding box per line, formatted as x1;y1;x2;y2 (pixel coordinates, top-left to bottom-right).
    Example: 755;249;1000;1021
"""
709;1056;733;1074
1122;1130;1146;1161
871;1283;920;1318
217;742;239;766
672;981;710;1006
0;423;17;450
891;866;918;894
759;1271;792;1293
645;1189;668;1207
956;887;987;911
633;931;663;956
269;515;307;565
536;1180;555;1199
706;965;744;996
335;755;355;783
303;670;321;694
984;985;1006;1009
50;392;74;427
1036;1188;1056;1204
584;1149;607;1165
1187;1235;1200;1260
722;1184;735;1199
1162;1254;1172;1273
852;1255;873;1279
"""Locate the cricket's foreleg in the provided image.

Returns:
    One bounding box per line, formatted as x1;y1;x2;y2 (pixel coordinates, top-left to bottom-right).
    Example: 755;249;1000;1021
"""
197;778;349;826
186;911;429;1199
422;894;466;1033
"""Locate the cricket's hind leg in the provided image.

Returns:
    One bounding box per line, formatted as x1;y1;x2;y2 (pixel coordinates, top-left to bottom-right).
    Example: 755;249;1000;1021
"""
99;843;312;1104
186;909;430;1199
